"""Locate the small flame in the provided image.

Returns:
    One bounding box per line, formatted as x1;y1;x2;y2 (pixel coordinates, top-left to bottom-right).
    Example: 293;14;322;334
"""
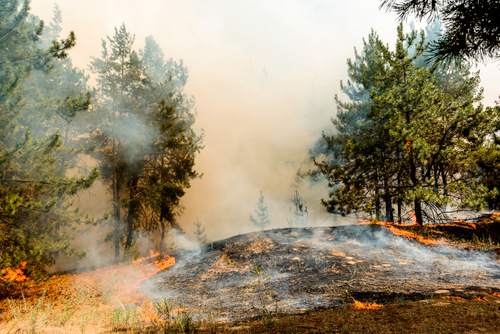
473;296;488;301
359;221;450;246
0;261;30;283
434;220;477;229
444;296;466;301
134;294;166;323
132;250;160;264
351;297;383;310
67;250;175;309
408;211;418;225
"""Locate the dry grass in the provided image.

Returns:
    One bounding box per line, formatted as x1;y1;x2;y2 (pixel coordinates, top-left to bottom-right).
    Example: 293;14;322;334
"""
0;215;499;333
205;297;500;333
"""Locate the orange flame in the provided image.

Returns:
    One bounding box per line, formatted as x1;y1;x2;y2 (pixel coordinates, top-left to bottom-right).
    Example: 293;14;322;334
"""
0;261;30;283
132;250;160;264
351;298;383;310
473;296;488;301
408;212;418;225
65;250;175;311
444;296;466;301
134;295;166;323
359;221;449;246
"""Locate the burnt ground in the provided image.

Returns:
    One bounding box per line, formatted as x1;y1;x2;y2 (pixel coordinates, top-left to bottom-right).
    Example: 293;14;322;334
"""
1;218;500;333
141;224;500;323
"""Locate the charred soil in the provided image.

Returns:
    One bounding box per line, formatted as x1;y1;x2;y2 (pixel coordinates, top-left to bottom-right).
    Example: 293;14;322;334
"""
1;215;499;333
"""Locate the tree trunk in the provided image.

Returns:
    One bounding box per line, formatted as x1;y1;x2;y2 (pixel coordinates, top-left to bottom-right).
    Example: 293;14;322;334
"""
375;193;381;221
125;172;139;250
159;219;166;254
414;198;423;226
385;195;394;223
409;154;423;225
112;160;122;259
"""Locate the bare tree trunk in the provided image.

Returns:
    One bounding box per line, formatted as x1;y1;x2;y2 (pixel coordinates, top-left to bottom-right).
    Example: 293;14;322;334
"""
112;136;121;259
125;172;139;250
409;155;423;225
375;194;381;221
159;219;166;254
385;195;394;222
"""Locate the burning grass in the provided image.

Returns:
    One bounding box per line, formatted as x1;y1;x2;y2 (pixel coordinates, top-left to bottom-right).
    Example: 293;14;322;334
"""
0;214;499;333
0;262;29;284
146;220;500;325
372;213;500;255
0;251;175;333
350;297;383;310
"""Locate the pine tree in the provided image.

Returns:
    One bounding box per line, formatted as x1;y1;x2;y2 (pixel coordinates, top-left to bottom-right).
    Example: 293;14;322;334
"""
381;0;500;63
90;28;201;256
193;219;208;245
288;190;308;227
250;192;271;230
0;1;97;275
90;24;146;258
314;24;499;225
139;36;201;252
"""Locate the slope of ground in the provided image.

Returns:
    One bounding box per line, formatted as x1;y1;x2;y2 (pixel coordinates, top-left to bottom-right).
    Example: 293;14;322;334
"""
0;214;499;333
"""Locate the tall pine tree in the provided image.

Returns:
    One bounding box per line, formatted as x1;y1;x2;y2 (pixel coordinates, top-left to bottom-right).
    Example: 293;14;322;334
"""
314;24;498;225
0;0;97;276
90;27;201;257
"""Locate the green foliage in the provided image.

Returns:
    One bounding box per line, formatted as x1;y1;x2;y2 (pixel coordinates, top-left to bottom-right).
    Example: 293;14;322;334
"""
0;1;98;275
313;24;499;225
250;191;272;230
381;0;500;63
111;304;139;330
153;298;196;333
90;25;202;257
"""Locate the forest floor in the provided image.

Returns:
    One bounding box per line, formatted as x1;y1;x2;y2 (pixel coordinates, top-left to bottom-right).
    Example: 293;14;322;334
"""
0;214;499;333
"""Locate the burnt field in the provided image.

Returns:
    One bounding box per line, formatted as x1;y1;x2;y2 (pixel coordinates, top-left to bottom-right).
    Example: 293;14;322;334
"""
1;218;500;333
143;224;500;323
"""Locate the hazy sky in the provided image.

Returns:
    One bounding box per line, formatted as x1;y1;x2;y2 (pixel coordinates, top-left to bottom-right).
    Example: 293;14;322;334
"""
30;0;500;240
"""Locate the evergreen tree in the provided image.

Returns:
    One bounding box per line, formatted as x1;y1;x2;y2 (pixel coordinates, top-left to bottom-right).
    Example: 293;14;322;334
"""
250;192;271;230
381;0;500;63
139;36;201;252
314;24;498;225
24;5;92;162
90;24;146;258
193;219;208;245
90;28;201;256
288;190;308;227
314;30;395;221
0;0;97;276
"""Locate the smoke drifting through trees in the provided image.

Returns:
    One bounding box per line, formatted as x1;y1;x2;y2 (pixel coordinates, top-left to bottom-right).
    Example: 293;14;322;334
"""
0;1;98;275
27;1;499;245
0;0;202;272
3;1;498;274
89;24;201;258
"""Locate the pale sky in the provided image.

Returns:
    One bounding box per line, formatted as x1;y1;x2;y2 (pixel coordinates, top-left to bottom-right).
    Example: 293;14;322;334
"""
30;0;500;240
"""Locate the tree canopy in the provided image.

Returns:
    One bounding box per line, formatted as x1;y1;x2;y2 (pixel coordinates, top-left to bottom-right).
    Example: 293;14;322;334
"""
312;24;499;225
90;24;201;257
381;0;500;63
0;1;98;276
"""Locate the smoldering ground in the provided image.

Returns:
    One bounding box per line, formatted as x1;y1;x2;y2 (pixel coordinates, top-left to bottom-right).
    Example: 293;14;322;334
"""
138;225;500;322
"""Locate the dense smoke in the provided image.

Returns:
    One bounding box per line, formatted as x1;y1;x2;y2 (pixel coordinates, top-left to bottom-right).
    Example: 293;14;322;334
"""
28;1;500;249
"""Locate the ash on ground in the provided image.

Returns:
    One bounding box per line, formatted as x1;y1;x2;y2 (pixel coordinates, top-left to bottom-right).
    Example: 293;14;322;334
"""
139;226;500;322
